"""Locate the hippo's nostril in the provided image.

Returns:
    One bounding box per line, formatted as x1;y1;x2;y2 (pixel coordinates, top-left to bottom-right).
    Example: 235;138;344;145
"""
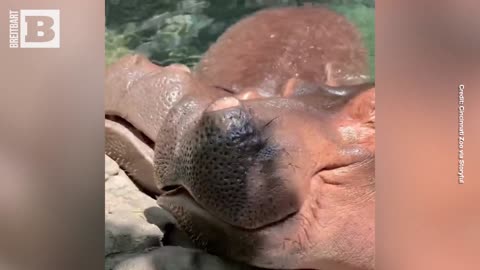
206;97;240;112
160;185;183;193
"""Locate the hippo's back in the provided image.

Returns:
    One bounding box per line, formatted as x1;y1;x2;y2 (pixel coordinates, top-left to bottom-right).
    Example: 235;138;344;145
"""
195;6;370;94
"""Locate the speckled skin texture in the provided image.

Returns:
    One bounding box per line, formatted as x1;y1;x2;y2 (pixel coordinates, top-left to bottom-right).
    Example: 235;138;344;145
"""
105;6;375;270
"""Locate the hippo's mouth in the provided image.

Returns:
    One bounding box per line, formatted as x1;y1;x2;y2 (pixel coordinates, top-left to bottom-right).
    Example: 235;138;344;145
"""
157;184;298;232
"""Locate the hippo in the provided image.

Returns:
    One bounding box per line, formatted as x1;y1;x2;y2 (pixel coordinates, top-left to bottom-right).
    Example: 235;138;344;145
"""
105;6;375;270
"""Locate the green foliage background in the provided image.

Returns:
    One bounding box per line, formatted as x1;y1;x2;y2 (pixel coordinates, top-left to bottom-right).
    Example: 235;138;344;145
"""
106;0;375;79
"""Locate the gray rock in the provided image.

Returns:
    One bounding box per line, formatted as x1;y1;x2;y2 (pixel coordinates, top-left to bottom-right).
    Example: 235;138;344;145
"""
105;155;163;268
112;246;257;270
105;155;120;180
105;248;157;270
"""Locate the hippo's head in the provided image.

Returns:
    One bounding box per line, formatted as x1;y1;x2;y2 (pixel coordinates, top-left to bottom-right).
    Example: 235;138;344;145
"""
105;6;375;270
155;86;375;270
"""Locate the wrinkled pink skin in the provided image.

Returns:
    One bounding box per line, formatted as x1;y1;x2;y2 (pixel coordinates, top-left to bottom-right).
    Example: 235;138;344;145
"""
105;7;375;270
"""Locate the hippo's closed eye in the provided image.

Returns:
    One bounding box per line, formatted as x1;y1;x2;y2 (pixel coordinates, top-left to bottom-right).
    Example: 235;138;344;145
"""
280;77;375;111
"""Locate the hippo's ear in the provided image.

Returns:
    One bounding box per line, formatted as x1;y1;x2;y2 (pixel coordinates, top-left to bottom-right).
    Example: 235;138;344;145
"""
345;87;375;128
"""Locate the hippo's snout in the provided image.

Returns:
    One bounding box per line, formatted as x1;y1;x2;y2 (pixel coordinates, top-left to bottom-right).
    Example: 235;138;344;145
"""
155;97;301;230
